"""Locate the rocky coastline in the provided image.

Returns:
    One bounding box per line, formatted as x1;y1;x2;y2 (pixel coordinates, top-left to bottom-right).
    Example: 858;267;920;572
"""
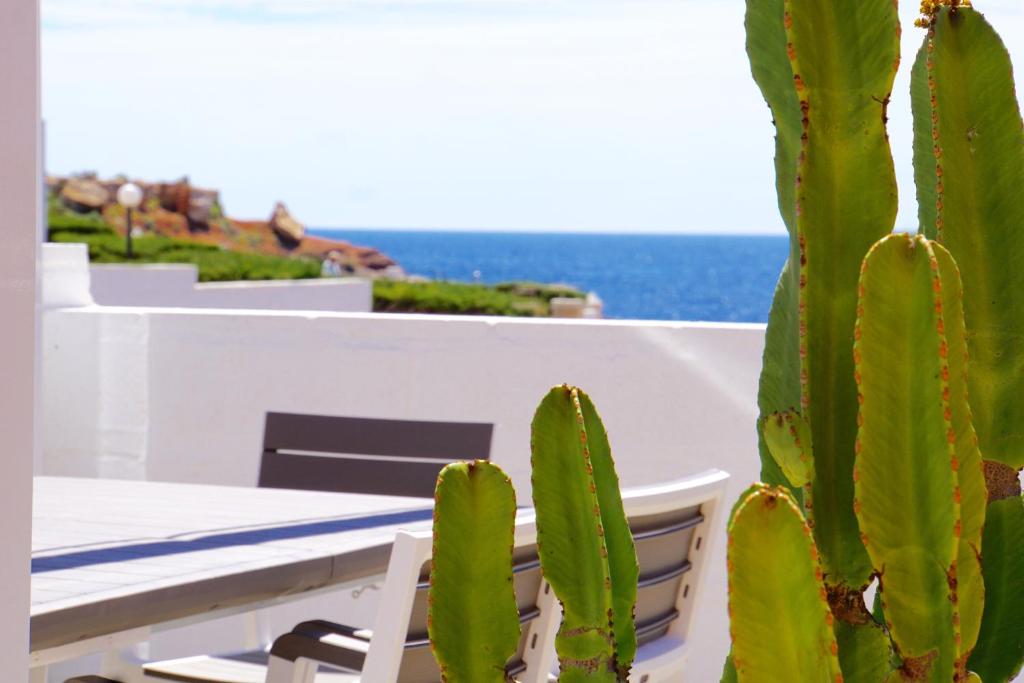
48;173;400;278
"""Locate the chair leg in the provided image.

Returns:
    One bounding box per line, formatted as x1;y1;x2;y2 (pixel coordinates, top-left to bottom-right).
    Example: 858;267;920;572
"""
244;609;274;651
100;648;147;683
264;655;292;683
265;654;318;683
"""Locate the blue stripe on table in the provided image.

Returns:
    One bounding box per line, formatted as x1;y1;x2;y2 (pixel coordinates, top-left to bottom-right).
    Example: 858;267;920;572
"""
33;507;433;573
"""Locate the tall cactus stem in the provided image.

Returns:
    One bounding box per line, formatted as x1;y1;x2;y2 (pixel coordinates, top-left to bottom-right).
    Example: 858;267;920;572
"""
854;234;971;681
781;0;900;595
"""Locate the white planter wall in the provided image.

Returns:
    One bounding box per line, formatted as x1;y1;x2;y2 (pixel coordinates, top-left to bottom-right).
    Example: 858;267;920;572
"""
89;262;371;312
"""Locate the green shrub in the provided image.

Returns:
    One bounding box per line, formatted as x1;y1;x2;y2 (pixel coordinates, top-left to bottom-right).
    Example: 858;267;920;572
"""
372;280;550;316
493;281;585;302
46;193;111;235
167;249;321;282
49;225;319;282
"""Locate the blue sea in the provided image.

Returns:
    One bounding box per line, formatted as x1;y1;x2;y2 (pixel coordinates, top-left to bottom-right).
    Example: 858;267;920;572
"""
312;230;789;323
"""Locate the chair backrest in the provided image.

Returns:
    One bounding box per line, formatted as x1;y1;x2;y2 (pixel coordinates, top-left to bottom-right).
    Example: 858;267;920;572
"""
620;469;729;682
257;412;494;498
365;471;728;683
361;515;557;683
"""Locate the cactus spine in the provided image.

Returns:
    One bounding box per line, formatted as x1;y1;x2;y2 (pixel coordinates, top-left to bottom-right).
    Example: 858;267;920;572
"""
429;387;637;682
729;1;1024;681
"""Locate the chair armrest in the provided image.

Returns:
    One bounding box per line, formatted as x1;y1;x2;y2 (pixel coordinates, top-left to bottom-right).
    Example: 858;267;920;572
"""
291;619;370;642
270;622;369;672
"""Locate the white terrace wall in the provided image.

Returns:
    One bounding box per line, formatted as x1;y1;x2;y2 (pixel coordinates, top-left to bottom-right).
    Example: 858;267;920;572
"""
41;306;764;681
88;262;371;312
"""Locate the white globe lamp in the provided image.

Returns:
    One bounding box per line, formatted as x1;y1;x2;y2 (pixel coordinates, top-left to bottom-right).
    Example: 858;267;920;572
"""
116;182;143;257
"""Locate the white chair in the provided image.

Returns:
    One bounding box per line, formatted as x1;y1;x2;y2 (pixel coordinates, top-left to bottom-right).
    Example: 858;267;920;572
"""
620;469;729;682
542;469;729;683
91;512;558;683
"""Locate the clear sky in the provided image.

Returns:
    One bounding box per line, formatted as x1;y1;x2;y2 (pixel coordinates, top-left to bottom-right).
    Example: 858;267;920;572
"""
42;0;1023;233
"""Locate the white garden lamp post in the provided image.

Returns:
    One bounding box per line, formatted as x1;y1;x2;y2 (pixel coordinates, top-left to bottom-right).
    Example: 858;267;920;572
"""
117;182;143;258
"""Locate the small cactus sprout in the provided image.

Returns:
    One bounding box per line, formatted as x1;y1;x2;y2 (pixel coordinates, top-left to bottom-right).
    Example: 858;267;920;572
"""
759;409;813;488
429;461;520;682
531;385;638;682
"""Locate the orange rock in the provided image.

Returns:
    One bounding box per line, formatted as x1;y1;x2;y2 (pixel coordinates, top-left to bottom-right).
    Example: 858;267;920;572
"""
60;177;109;212
268;201;305;244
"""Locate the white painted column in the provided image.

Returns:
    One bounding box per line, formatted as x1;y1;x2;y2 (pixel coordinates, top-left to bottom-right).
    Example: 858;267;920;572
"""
0;0;40;677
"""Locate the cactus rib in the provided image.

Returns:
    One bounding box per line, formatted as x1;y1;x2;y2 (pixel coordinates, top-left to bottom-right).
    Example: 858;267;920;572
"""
746;0;804;501
967;495;1024;682
531;385;637;682
835;620;893;683
916;5;1024;469
576;390;639;676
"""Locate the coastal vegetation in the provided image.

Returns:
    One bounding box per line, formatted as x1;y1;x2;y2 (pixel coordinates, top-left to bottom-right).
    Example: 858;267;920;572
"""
725;1;1024;681
372;279;584;317
48;194;587;313
47;173;396;274
47;200;321;282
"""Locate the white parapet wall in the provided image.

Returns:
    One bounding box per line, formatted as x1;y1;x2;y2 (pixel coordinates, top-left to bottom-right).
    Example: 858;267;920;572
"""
41;294;765;680
88;260;372;312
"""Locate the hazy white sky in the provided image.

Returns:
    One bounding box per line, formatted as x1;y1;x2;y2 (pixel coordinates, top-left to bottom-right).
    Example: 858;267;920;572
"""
42;1;1024;233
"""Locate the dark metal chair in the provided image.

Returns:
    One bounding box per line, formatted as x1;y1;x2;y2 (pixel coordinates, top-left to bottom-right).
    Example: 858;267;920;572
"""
257;412;494;498
78;412;496;683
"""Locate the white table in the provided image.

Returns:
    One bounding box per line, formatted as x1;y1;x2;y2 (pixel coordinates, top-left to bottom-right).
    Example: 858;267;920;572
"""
30;476;432;672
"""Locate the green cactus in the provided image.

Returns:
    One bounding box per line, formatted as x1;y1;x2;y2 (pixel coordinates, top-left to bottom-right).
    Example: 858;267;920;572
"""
531;385;638;682
429;388;638;682
746;0;803;501
751;0;899;597
912;5;1024;471
727;484;841;681
854;234;985;680
428;460;521;682
910;4;1024;680
759;409;813;489
728;0;1024;681
968;495;1024;682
